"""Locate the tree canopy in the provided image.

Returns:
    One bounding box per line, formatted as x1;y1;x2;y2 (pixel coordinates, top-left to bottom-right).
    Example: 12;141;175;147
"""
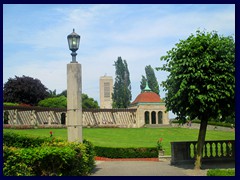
112;57;132;108
157;30;235;169
3;75;49;106
140;65;160;95
38;91;99;109
157;30;235;122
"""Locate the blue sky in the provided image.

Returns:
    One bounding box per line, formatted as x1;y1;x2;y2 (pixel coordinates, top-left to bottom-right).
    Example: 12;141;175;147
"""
3;4;235;118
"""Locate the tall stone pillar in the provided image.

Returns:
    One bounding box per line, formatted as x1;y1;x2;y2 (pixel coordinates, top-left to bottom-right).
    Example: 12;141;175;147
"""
67;63;82;143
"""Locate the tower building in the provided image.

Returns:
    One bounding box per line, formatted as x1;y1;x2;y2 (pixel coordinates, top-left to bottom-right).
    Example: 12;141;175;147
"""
99;75;113;108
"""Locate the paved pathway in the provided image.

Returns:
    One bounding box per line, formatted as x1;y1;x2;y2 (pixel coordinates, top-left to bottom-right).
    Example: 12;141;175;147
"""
90;159;213;176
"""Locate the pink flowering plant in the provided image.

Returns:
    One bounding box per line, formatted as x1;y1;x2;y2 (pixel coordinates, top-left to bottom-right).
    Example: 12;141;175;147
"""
157;138;163;151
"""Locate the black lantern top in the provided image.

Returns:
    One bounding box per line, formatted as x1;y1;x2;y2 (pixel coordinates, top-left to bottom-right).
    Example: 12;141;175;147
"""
67;29;80;52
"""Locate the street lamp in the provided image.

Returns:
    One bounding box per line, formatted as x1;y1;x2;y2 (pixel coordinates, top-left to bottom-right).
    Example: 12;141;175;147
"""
67;29;82;143
67;29;80;63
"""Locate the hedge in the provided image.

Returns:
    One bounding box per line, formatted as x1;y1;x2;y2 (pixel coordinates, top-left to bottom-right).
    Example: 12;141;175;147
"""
171;120;234;128
3;132;95;176
94;146;158;158
207;169;235;176
3;131;61;148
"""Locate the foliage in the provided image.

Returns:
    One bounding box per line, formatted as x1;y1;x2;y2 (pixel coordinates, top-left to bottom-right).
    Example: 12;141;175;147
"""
58;90;67;97
82;93;99;109
3;102;19;106
3;75;49;106
207;169;235;176
47;89;57;97
94;146;158;158
112;57;132;108
156;138;163;151
171;120;235;128
157;30;235;122
140;75;147;92
156;30;235;168
140;65;160;94
38;95;67;108
3;131;61;148
3;132;95;176
38;92;99;109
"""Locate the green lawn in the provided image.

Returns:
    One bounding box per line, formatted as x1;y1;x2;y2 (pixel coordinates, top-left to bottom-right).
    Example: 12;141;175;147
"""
4;127;234;155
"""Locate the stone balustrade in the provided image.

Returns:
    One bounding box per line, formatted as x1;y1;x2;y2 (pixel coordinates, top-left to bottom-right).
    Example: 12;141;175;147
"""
171;140;235;164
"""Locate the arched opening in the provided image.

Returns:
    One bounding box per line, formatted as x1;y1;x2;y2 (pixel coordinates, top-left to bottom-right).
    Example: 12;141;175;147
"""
158;111;163;124
151;111;156;124
61;112;66;125
145;111;150;124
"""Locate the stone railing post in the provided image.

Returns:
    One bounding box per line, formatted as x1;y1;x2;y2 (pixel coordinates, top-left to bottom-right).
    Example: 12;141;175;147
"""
171;141;192;165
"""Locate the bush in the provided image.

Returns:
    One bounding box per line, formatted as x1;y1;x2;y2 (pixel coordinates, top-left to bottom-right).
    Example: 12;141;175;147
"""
94;146;158;158
38;95;67;108
207;169;235;176
3;132;95;176
171;119;234;128
3;131;60;148
4;102;19;106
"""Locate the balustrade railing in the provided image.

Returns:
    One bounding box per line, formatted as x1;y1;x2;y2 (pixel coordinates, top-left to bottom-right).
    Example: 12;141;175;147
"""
171;140;235;164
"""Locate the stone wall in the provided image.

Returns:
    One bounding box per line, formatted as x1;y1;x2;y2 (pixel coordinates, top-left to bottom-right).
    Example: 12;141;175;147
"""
3;106;138;127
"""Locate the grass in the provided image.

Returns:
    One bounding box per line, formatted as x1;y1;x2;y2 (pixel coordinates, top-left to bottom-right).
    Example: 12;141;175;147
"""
3;127;235;155
207;169;235;176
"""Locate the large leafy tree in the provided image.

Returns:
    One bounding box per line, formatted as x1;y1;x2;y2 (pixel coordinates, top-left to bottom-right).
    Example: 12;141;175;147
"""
112;57;132;108
140;65;160;94
156;30;235;169
3;75;49;105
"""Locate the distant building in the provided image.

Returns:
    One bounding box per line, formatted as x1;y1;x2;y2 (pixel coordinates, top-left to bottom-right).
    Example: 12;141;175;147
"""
99;75;113;108
129;82;169;127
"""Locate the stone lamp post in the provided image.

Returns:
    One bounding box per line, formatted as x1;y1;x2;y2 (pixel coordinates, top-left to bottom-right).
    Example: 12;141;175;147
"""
67;29;82;143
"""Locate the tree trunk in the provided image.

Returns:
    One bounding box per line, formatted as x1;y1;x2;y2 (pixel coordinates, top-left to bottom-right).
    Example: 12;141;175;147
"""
194;119;208;169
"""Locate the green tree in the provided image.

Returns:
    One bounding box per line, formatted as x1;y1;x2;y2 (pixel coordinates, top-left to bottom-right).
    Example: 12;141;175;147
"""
140;75;147;92
82;94;99;109
38;95;67;108
58;90;67;97
40;91;99;109
47;89;57;97
140;65;160;94
112;57;132;108
3;75;49;106
156;30;235;169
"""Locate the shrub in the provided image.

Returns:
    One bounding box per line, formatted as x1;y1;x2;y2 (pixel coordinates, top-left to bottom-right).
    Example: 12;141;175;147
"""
3;102;19;106
3;131;61;148
171;119;234;128
38;95;67;108
3;146;34;176
207;169;235;176
3;132;95;176
94;146;158;158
